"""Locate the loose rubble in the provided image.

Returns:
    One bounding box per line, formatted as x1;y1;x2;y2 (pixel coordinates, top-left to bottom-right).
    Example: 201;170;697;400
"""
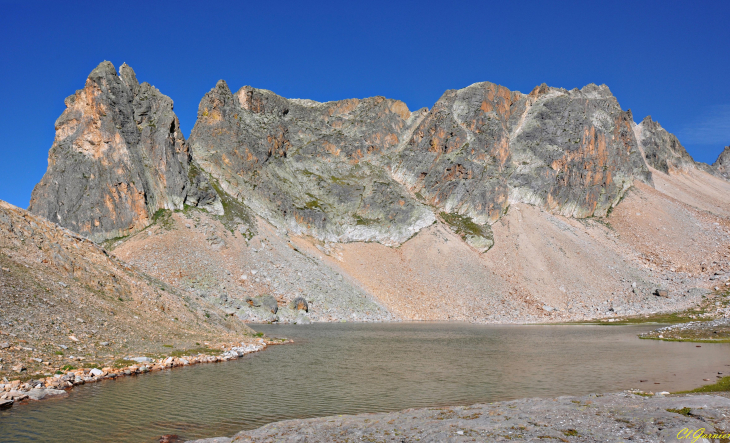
112;209;393;324
0;200;289;406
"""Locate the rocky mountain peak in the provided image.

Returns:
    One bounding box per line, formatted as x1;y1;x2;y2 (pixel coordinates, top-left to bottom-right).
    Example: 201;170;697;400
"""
713;145;730;179
189;79;435;246
29;61;220;242
235;85;291;116
633;115;696;174
31;65;683;252
119;63;139;90
393;79;650;225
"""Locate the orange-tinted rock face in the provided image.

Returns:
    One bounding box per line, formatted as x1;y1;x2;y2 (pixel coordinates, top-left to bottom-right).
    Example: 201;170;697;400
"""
29;62;219;242
505;84;651;218
392;82;650;224
391;82;522;225
32;64;657;248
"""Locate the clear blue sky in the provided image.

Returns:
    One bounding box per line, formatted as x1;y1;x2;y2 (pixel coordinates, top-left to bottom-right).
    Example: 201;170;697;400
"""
1;0;729;208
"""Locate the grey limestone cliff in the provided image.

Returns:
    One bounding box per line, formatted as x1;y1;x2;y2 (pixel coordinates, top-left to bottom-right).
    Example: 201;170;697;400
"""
188;80;656;251
29;61;220;242
390;82;652;223
188;81;435;246
633;115;696;174
712;146;730;179
31;64;665;251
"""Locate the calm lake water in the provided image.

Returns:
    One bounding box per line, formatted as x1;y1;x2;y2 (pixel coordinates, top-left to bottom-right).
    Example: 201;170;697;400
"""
1;323;728;442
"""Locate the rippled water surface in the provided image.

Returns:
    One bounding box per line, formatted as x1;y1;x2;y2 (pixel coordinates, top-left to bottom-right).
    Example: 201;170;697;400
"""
2;323;729;442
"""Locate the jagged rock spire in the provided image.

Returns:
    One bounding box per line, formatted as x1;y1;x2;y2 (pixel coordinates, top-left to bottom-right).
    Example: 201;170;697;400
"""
29;61;220;242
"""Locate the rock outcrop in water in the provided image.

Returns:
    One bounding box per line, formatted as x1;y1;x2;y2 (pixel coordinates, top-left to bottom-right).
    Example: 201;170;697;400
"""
29;61;221;243
633;115;696;174
191;392;730;443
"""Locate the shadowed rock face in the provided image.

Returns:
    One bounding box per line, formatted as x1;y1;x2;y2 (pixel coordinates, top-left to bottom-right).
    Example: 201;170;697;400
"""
392;83;652;221
29;61;220;242
188;81;435;245
713;146;730;179
634;115;696;174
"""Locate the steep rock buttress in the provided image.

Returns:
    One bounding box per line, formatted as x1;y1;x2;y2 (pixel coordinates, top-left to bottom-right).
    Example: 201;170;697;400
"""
29;61;220;242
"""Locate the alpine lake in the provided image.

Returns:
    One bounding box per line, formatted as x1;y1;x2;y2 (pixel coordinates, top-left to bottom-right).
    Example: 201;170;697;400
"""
1;323;727;442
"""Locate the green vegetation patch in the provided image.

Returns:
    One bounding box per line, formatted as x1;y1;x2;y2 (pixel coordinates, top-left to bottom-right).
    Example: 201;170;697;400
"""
112;358;135;368
667;407;693;416
304;200;323;211
685;376;730;393
204;170;255;238
353;214;379;226
560;292;729;327
152;208;175;230
440;211;493;241
101;233;131;251
169;346;222;358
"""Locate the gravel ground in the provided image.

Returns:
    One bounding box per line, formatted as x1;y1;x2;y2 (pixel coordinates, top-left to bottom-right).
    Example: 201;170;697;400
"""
188;392;730;443
112;209;395;324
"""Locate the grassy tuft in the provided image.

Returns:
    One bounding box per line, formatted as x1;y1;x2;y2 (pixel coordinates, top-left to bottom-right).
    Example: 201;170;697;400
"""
684;376;730;393
353;214;379;226
204;172;255;238
667;407;693;416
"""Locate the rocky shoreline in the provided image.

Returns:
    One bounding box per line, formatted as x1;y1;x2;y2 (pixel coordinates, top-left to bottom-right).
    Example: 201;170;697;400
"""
188;391;730;443
640;318;730;342
0;338;283;410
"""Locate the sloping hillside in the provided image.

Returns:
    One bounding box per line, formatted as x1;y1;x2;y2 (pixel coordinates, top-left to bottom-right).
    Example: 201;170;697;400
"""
0;200;254;379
